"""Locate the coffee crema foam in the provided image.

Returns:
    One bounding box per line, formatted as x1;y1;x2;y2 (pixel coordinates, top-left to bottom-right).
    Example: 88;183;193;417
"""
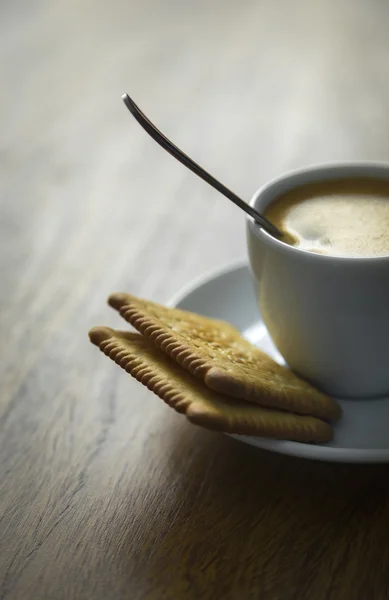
264;178;389;258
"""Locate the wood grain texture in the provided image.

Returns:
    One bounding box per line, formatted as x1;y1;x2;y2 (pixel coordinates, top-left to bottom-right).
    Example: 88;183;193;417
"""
2;0;389;598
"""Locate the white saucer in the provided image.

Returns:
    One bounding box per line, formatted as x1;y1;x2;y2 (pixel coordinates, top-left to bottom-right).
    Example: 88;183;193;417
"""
169;260;389;463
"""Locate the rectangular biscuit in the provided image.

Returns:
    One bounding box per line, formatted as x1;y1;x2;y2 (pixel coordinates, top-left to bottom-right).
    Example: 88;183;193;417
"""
89;326;333;443
107;293;341;423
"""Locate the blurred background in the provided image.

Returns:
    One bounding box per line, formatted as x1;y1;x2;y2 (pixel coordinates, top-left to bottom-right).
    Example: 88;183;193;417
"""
2;0;389;317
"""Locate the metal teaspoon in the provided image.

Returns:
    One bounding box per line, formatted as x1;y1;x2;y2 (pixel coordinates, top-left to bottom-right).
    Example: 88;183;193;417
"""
122;93;282;238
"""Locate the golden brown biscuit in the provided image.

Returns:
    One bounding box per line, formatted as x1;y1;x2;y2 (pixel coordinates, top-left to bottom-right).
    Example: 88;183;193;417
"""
89;326;333;442
108;293;341;422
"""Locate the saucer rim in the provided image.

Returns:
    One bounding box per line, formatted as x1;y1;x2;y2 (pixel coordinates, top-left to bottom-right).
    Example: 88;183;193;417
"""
167;257;248;309
169;259;389;463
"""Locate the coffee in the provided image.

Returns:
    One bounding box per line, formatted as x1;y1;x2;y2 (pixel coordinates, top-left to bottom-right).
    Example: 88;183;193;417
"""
265;177;389;258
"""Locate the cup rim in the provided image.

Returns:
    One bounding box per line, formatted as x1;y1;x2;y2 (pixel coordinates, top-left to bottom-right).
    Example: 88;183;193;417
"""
248;160;389;263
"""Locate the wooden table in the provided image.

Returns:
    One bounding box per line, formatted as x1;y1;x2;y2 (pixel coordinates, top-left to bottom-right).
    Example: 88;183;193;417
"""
2;1;389;598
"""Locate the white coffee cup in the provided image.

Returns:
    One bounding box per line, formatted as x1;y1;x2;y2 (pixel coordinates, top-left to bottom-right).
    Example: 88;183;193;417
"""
247;162;389;398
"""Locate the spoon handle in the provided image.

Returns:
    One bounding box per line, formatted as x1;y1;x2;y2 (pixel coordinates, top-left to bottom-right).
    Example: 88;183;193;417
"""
121;93;281;237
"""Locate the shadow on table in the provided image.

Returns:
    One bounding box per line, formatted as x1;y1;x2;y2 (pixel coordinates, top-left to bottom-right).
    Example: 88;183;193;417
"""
114;420;389;599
